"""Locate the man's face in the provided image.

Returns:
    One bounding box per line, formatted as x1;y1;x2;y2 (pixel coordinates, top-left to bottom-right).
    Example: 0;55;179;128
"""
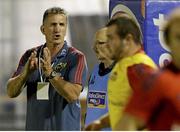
107;25;125;61
168;21;180;63
93;29;110;63
41;14;67;45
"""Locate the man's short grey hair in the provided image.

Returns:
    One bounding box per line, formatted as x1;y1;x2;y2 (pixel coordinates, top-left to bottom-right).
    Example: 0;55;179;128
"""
42;7;67;24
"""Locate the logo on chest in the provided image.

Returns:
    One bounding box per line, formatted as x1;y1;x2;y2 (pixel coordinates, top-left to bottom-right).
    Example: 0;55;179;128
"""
53;62;67;72
88;91;106;109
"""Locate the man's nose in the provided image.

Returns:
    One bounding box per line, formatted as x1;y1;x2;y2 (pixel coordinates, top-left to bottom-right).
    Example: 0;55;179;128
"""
54;25;60;32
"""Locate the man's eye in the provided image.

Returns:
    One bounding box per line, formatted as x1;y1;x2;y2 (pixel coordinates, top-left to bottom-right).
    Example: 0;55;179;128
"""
98;42;107;45
51;23;57;26
60;23;65;26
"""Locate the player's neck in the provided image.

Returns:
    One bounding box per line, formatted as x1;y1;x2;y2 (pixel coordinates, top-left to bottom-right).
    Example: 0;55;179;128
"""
46;42;63;58
122;44;141;58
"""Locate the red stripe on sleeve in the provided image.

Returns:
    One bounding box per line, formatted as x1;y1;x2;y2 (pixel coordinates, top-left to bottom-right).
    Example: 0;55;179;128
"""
78;56;85;82
74;55;85;83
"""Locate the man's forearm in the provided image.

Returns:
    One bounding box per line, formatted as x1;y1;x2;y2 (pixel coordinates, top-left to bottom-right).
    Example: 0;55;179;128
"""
49;76;82;103
7;71;28;98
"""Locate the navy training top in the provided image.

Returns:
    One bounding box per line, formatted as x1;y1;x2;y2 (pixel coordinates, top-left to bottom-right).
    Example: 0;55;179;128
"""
12;41;88;130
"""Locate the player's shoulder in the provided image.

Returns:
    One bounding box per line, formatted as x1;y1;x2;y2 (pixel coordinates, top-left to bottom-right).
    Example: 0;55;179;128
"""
127;63;159;90
92;64;100;71
127;63;158;79
68;46;85;56
20;45;42;60
65;46;87;68
133;52;157;67
90;64;100;76
23;45;42;56
67;46;86;60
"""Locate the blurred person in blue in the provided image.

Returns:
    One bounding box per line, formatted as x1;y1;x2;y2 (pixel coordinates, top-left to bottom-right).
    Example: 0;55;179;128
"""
84;27;114;131
6;7;88;130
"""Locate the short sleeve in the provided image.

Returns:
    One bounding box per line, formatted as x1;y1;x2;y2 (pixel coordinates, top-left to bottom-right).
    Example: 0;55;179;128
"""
68;53;88;88
12;46;40;78
12;50;30;77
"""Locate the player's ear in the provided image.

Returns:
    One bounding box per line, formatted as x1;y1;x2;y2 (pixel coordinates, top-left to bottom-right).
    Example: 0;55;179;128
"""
40;25;45;35
124;34;133;45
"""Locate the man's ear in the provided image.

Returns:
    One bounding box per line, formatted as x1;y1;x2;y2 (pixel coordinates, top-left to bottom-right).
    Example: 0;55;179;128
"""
122;34;132;50
124;34;133;45
40;25;45;35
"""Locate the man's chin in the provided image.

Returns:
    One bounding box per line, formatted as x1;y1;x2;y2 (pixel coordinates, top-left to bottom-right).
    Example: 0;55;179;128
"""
52;40;63;45
53;39;63;43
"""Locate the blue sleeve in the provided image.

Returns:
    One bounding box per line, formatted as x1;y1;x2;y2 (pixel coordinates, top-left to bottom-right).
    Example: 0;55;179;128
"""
68;53;88;88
